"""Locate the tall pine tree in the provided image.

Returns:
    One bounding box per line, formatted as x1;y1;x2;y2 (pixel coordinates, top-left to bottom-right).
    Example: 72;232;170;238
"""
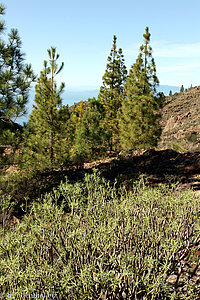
22;47;70;172
119;27;164;153
98;35;127;151
0;3;35;171
0;4;35;124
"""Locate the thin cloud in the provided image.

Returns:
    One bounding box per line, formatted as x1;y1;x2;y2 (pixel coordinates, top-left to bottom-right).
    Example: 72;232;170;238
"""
153;41;200;58
158;62;200;72
125;41;200;59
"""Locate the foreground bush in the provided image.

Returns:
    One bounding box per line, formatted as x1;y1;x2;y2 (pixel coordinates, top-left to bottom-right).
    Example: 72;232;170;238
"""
0;171;200;299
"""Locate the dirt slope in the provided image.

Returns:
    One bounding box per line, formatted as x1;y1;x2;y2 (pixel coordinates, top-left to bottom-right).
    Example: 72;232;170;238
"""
158;86;200;152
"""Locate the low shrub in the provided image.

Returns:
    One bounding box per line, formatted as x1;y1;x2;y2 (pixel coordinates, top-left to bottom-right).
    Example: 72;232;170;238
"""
0;171;200;299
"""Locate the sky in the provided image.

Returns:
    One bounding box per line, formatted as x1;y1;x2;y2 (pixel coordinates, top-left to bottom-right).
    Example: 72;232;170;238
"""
3;0;200;92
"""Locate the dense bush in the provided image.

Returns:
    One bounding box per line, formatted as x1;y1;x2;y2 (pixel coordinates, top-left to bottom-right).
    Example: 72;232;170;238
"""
0;171;200;299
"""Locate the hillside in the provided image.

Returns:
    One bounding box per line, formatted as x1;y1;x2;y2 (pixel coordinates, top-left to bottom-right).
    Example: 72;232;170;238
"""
158;86;200;152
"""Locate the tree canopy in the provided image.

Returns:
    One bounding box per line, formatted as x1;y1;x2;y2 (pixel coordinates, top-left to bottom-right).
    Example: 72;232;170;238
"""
119;27;164;152
22;47;70;172
98;35;127;151
0;4;35;124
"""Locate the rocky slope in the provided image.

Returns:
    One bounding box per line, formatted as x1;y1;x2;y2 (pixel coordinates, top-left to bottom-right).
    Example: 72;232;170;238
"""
158;86;200;152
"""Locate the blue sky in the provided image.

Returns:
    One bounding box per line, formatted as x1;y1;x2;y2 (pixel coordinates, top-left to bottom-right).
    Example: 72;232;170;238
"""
4;0;200;90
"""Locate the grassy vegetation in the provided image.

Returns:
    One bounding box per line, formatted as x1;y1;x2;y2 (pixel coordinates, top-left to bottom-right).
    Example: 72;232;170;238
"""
0;170;200;299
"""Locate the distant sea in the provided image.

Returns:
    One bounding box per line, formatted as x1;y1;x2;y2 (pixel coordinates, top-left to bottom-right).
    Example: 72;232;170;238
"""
17;85;180;125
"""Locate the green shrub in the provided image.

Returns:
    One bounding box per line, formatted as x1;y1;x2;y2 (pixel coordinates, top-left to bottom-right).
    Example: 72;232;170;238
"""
0;171;200;299
186;132;199;143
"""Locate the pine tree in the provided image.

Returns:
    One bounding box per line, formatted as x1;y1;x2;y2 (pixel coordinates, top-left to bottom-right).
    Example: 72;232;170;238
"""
180;85;184;93
0;4;35;124
98;35;127;151
22;47;70;172
72;98;106;166
0;3;35;172
119;27;164;153
68;100;88;157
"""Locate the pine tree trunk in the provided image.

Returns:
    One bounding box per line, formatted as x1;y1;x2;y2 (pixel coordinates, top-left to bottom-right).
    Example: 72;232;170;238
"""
50;130;54;172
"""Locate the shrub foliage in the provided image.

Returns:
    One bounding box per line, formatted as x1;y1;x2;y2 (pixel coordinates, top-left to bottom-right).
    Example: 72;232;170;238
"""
1;171;200;299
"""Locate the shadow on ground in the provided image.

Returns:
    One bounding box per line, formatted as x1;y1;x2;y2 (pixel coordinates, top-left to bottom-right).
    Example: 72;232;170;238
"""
37;149;200;194
8;149;200;219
